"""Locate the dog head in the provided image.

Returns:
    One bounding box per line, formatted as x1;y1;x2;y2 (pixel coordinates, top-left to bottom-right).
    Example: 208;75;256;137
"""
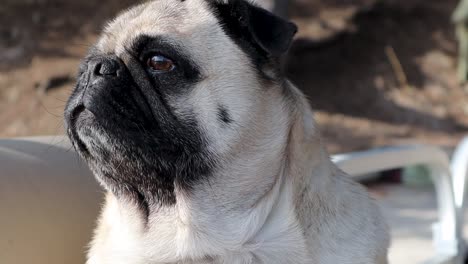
64;0;297;216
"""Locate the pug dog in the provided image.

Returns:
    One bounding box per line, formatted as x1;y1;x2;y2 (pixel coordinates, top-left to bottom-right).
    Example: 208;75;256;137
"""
64;0;389;263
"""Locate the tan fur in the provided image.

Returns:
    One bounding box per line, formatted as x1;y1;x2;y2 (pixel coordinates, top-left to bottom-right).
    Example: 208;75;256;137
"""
86;1;390;263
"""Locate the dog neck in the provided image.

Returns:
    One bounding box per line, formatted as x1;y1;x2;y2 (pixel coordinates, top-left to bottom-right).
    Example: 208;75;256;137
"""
87;169;311;264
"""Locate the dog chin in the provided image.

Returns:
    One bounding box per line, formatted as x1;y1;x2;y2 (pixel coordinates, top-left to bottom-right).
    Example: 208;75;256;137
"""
69;118;174;208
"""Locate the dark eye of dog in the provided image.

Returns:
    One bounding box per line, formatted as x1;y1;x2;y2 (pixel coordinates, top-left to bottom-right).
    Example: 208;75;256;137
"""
146;55;175;72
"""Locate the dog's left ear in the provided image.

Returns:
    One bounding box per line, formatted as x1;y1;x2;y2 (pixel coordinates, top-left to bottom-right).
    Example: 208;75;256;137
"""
211;0;298;57
246;2;297;56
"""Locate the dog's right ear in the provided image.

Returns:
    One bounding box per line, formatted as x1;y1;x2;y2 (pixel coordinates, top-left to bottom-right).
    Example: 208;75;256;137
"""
209;0;297;57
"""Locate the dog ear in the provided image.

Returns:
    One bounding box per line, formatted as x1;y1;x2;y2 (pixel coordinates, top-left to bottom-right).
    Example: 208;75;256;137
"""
245;2;297;56
210;0;298;57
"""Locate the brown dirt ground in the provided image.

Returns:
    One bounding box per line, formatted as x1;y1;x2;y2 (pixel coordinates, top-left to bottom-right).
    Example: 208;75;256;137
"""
0;0;467;154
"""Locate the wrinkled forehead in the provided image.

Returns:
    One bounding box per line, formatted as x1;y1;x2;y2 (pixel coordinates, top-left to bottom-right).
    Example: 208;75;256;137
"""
96;0;227;58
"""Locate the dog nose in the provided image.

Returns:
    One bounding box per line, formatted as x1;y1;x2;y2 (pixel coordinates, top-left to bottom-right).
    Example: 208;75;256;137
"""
81;56;126;116
89;57;120;78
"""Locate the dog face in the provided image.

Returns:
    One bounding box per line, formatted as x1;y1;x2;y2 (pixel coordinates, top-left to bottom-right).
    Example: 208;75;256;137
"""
64;0;297;216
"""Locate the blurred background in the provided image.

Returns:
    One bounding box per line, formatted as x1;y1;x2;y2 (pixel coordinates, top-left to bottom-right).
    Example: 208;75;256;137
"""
1;0;467;154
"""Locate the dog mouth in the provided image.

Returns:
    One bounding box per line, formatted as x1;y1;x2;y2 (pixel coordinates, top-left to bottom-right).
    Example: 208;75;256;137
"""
67;104;91;156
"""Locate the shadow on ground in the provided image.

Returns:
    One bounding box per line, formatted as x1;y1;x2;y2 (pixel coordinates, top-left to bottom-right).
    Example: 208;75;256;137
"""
286;0;466;132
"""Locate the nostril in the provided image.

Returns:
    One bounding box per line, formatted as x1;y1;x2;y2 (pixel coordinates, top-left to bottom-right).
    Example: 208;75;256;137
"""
93;62;103;76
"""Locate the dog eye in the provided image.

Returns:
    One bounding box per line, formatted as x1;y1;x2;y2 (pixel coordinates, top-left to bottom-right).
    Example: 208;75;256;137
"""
146;55;175;72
